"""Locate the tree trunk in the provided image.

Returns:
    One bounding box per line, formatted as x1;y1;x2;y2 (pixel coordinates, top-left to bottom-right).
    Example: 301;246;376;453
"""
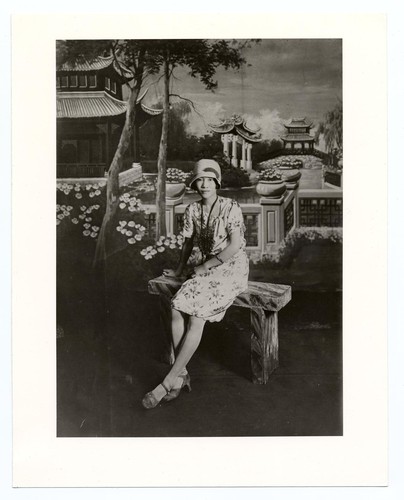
155;57;170;240
93;85;140;267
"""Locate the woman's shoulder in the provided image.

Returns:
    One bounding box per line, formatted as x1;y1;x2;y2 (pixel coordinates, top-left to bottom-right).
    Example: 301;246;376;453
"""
185;200;201;212
219;196;241;211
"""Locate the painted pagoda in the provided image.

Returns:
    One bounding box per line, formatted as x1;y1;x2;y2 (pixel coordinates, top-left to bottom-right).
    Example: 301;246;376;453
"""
281;117;314;151
209;114;262;172
56;55;162;178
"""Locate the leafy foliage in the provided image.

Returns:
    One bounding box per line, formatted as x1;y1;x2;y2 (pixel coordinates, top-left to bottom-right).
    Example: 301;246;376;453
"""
214;154;251;188
251;139;283;165
314;98;342;153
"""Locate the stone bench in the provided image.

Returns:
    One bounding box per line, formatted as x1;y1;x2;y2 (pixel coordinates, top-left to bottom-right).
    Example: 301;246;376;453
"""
148;275;292;384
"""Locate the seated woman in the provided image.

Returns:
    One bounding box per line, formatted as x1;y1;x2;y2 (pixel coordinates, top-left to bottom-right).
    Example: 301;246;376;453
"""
142;159;249;409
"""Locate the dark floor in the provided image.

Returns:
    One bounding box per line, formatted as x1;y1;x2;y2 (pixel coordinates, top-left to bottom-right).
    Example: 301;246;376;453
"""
57;284;343;437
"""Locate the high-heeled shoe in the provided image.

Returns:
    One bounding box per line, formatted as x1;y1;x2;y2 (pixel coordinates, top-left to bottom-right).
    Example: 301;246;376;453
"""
162;373;192;402
141;382;170;409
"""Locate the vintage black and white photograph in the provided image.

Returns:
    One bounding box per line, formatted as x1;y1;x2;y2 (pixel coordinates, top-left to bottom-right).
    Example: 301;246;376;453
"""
10;10;391;488
56;38;343;438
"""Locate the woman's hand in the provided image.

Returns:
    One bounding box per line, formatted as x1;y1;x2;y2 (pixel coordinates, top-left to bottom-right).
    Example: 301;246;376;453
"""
192;263;210;277
163;268;183;278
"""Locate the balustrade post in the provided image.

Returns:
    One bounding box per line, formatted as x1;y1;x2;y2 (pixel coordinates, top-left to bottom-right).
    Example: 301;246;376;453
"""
259;194;286;258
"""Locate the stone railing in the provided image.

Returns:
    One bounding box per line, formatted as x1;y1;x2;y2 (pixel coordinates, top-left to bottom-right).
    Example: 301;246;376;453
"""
57;163;106;178
142;184;342;261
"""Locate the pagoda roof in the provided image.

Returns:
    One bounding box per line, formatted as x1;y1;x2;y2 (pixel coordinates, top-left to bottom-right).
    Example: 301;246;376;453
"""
284;117;313;129
57;55;134;80
57;91;163;120
209;115;262;143
281;133;314;142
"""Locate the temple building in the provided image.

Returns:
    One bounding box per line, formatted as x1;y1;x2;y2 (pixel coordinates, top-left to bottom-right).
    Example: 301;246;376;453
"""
281;117;315;151
56;55;162;178
209;115;262;171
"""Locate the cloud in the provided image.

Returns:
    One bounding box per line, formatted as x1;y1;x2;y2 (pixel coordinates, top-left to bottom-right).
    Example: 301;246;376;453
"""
243;109;285;141
186;101;227;136
185;105;288;142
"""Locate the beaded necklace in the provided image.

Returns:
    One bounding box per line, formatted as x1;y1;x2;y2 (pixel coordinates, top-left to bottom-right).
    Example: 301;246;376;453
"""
199;196;219;257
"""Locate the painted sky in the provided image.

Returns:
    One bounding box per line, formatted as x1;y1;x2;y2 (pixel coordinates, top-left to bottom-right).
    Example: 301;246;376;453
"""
143;39;342;141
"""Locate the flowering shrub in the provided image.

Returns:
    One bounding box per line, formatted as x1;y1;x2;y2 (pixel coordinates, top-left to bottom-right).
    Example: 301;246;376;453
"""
257;168;283;182
56;181;106;242
140;234;184;260
273;158;303;169
257;227;343;267
166;168;189;183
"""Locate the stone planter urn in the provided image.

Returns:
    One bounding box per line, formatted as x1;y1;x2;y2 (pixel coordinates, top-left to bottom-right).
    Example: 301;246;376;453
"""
277;167;302;183
166;182;186;203
256;180;287;198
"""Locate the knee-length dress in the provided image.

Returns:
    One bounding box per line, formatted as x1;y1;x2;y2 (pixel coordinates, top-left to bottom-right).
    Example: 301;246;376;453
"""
171;196;249;322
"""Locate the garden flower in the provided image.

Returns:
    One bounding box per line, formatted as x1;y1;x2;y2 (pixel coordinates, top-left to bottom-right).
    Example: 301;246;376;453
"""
74;186;80;192
157;246;165;253
92;226;99;232
119;202;126;209
57;214;64;220
90;232;98;238
127;238;136;244
119;221;127;227
89;192;95;198
135;234;142;241
63;211;70;216
71;218;79;224
85;217;92;222
83;230;91;236
126;230;133;237
83;223;91;229
128;221;135;227
80;206;86;211
75;193;83;199
79;214;85;220
56;219;61;225
95;190;101;196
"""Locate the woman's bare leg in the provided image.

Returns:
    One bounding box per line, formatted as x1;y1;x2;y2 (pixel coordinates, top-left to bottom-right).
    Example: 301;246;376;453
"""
143;316;205;404
171;308;186;353
163;316;205;389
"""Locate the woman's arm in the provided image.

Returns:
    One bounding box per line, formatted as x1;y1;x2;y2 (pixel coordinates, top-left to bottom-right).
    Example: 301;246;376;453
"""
164;235;194;277
193;228;241;275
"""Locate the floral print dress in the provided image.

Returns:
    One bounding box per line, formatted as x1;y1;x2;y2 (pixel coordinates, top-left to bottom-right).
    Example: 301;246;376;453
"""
171;196;249;322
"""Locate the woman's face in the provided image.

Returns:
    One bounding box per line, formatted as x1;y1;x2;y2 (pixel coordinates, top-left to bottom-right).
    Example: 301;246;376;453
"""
194;177;217;199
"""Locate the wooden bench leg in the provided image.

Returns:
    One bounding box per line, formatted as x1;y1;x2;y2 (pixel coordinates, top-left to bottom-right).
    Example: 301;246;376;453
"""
159;295;175;366
250;308;279;384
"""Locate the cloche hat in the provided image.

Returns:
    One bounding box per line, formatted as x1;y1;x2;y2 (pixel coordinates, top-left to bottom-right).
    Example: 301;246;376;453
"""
189;159;222;189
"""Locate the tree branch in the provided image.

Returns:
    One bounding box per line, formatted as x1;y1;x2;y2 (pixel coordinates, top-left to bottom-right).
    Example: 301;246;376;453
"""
168;93;204;120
